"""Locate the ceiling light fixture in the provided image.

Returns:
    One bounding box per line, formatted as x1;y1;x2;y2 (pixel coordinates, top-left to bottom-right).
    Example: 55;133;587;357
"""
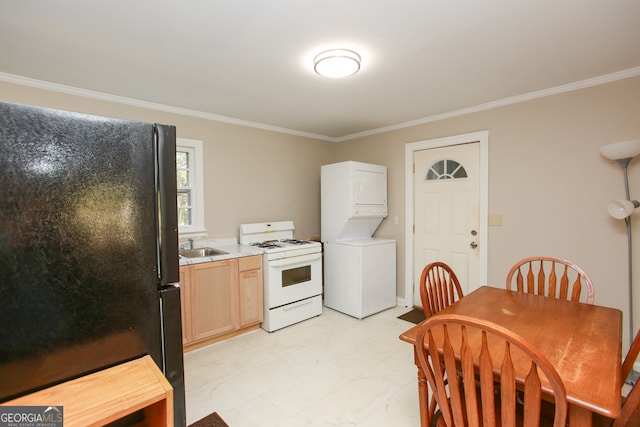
314;49;361;78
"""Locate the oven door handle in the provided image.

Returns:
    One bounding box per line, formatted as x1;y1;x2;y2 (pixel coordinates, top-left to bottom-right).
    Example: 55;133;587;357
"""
269;253;322;268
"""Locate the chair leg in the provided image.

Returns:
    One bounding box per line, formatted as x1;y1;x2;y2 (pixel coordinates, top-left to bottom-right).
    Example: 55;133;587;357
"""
429;395;438;423
430;410;444;427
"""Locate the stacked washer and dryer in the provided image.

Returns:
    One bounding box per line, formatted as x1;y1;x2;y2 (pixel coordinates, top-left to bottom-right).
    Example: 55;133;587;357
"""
321;161;397;319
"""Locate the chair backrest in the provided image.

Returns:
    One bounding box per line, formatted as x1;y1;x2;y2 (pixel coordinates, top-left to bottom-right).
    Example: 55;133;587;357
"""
505;256;595;304
420;262;464;318
415;313;568;427
613;329;640;427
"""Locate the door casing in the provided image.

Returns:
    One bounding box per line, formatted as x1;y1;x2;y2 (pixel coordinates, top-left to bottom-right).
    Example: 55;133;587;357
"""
403;131;489;307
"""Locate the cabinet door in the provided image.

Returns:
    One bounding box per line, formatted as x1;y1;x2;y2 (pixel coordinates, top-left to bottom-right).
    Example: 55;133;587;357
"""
179;266;192;345
192;260;239;341
238;255;263;327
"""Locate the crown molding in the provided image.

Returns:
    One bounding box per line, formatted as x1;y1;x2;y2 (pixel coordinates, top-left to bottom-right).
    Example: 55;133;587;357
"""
0;72;335;142
2;66;639;143
335;66;640;142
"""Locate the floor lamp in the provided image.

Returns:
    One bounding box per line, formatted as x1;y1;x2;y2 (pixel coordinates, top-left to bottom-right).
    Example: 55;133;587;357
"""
600;139;640;345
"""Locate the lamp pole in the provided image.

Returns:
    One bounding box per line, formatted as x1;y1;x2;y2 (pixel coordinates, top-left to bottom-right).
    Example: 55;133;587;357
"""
600;139;640;346
618;158;634;344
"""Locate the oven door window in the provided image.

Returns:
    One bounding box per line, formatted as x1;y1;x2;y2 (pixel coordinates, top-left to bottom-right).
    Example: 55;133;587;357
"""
282;265;311;287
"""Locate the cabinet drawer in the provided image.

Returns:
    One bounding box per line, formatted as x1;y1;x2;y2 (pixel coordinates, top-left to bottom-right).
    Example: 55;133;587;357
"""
239;255;262;272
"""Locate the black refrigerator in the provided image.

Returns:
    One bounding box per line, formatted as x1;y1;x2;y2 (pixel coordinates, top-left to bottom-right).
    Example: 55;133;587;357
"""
0;101;186;426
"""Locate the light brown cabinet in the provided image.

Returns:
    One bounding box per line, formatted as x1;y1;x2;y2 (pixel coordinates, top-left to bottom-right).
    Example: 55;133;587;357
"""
238;255;264;327
193;259;239;341
1;356;172;426
179;265;192;345
180;255;263;349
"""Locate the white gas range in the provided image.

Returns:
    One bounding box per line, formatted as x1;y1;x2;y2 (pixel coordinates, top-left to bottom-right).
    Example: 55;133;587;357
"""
239;221;323;332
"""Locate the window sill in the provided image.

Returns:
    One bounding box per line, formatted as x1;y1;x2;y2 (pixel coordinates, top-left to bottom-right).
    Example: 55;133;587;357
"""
178;229;208;239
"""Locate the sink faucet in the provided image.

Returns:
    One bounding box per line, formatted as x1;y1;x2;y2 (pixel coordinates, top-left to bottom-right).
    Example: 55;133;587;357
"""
180;239;194;250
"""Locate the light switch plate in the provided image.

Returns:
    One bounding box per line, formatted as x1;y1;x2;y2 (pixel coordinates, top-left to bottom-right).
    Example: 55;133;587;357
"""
488;213;503;226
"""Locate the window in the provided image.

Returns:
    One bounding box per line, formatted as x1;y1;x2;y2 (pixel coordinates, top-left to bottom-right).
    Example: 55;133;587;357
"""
425;159;468;180
176;138;206;236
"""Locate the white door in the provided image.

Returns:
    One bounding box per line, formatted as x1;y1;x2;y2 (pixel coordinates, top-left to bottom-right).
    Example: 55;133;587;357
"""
413;142;480;304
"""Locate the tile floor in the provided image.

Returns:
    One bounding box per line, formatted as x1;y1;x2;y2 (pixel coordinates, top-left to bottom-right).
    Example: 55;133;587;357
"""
184;305;421;426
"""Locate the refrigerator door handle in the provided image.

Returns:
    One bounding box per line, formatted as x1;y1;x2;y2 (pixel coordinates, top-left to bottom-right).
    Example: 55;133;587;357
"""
158;285;187;426
154;124;180;285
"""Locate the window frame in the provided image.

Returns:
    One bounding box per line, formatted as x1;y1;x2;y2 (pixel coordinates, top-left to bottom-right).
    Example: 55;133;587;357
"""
425;159;468;180
176;138;206;237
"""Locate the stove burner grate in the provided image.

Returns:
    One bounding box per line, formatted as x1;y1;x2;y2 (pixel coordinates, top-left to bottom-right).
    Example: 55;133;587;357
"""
281;238;311;245
250;240;282;249
249;238;314;249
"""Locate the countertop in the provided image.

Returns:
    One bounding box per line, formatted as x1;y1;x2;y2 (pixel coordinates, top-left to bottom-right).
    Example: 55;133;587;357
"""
178;238;264;266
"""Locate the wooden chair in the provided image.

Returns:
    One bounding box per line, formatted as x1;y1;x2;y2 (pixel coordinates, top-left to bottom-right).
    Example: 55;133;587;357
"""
505;256;595;304
420;262;464;318
418;262;465;421
594;328;640;426
415;313;567;427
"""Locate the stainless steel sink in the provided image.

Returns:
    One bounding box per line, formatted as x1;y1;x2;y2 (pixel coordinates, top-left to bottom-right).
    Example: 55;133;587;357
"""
179;247;228;258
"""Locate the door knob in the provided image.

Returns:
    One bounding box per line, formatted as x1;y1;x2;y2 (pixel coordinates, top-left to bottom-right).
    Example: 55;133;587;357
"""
470;241;478;249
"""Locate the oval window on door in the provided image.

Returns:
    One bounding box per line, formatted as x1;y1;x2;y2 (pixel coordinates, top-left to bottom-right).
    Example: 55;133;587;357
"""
425;159;468;180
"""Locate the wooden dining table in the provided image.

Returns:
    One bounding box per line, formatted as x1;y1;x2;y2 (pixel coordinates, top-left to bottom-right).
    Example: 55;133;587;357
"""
399;286;622;427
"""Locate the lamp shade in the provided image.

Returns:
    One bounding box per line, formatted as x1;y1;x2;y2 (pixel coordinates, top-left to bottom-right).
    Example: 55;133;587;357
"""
600;139;640;161
607;199;640;219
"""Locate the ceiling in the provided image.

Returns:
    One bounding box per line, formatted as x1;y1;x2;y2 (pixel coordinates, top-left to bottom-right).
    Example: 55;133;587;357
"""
1;1;639;142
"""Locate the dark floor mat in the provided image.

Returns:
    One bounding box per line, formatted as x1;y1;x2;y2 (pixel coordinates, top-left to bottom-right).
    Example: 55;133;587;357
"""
397;307;426;324
189;412;229;427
